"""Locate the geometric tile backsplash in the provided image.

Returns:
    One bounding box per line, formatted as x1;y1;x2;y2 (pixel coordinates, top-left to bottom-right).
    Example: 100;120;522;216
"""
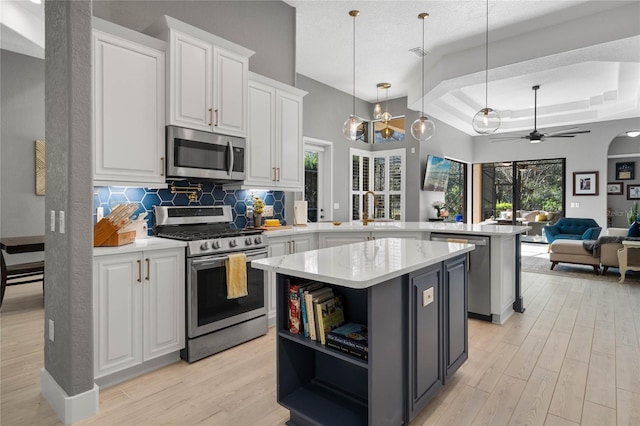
93;180;285;234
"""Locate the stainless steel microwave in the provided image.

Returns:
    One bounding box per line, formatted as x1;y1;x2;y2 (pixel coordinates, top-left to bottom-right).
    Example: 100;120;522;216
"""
166;125;246;182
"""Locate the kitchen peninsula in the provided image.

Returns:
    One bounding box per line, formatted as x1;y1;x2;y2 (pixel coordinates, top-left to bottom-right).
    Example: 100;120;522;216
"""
262;221;530;324
252;238;474;425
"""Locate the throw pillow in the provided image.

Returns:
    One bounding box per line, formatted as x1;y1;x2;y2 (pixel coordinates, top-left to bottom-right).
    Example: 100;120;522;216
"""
535;214;548;222
628;221;640;237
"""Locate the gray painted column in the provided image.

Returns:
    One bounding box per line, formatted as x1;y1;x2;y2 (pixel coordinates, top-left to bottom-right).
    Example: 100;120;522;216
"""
44;0;93;399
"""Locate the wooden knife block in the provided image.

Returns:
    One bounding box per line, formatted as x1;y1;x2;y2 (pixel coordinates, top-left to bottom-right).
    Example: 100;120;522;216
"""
94;219;135;247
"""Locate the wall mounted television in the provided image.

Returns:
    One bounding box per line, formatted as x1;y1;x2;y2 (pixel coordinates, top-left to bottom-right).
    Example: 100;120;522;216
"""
423;155;451;192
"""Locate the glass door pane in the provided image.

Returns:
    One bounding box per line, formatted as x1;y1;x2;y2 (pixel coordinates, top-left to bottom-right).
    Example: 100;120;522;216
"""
304;151;318;222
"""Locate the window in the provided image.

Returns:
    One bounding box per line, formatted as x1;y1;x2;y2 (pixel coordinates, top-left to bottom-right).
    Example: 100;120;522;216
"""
350;148;405;221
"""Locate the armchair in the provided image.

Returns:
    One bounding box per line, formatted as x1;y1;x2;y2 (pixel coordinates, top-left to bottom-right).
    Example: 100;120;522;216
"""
543;218;601;244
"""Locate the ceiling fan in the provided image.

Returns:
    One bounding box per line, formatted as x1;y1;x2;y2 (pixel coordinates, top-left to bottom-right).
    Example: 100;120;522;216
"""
490;85;591;143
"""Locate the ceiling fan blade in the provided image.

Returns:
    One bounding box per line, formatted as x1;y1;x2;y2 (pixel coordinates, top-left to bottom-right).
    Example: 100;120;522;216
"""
543;130;592;138
489;136;527;143
544;127;581;136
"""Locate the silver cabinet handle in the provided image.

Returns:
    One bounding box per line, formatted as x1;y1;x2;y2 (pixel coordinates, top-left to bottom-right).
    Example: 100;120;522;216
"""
214;109;219;127
208;108;213;126
160;157;165;176
145;258;150;281
137;259;142;282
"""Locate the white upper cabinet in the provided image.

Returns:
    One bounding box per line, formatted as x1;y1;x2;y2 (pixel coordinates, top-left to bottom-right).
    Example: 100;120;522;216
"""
243;72;307;191
146;16;253;138
169;31;213;132
92;19;166;187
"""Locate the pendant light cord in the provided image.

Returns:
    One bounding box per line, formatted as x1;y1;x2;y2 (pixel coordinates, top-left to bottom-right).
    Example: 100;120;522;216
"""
352;13;356;117
421;15;425;116
484;0;489;109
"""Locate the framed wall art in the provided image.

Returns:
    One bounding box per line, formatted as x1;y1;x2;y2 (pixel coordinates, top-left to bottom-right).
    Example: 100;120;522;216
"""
573;171;599;196
616;161;635;180
607;182;623;195
628;184;640;200
35;139;45;195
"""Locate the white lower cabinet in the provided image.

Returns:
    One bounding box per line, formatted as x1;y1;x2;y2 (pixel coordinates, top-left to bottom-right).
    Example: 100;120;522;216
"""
93;248;185;379
266;233;317;325
319;231;422;248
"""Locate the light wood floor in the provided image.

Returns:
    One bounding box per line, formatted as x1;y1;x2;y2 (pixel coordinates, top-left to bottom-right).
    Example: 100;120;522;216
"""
1;270;639;425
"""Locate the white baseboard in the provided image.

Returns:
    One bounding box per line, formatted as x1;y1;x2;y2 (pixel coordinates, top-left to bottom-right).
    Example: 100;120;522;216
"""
40;368;99;425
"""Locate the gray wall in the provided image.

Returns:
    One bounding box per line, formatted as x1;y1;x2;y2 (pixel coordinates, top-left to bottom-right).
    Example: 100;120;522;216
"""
607;135;640;228
473;117;640;229
297;73;474;222
92;0;295;86
0;50;46;264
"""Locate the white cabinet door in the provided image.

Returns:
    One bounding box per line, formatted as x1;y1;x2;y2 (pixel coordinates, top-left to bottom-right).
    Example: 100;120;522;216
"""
143;249;185;360
93;30;165;186
267;236;289;325
94;248;185;379
245;79;276;186
244;73;305;191
291;234;317;253
276;90;304;190
169;30;212;132
93;253;143;378
213;46;248;137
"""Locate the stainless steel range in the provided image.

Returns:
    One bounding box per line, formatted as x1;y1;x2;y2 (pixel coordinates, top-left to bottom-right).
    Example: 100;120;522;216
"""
153;205;268;363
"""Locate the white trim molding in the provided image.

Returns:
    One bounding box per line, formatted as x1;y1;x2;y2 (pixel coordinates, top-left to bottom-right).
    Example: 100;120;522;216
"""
40;368;99;425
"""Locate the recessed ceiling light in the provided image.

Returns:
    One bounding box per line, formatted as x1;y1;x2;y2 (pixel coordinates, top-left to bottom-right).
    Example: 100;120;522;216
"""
29;0;42;4
627;131;640;137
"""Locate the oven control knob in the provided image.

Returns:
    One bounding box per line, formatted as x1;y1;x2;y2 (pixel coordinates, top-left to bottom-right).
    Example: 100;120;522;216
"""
200;241;209;250
229;239;237;248
254;236;262;245
212;240;221;249
245;238;253;246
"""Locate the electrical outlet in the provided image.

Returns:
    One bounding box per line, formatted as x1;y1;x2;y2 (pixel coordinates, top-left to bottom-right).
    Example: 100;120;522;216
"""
263;205;274;217
50;210;56;232
49;319;54;342
422;287;434;307
96;207;104;222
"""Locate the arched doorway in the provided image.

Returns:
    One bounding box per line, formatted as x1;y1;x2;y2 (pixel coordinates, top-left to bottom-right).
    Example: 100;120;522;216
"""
606;130;640;228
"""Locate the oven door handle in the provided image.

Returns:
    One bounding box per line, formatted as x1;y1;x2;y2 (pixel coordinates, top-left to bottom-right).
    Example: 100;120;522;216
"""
227;140;234;177
190;249;268;268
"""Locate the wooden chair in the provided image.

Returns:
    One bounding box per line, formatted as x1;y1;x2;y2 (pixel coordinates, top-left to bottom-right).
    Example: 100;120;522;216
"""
1;250;45;307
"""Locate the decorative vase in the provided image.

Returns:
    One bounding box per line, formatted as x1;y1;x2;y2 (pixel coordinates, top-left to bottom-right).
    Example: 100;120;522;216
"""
254;213;262;227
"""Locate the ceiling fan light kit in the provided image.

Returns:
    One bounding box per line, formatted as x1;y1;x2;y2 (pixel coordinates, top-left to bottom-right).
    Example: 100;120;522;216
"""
342;10;364;142
472;0;500;134
411;12;436;142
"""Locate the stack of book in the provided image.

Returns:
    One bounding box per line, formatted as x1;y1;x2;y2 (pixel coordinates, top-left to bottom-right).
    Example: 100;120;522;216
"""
288;281;345;345
326;323;368;360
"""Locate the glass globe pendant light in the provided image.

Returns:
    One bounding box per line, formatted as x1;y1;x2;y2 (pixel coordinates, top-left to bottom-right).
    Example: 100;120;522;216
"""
411;13;436;142
342;10;363;141
472;0;500;134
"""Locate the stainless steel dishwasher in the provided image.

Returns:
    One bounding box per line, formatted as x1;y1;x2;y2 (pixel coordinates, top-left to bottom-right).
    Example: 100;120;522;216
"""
430;233;492;321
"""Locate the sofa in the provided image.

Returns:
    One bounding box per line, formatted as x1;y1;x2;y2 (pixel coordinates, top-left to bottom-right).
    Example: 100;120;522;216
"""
597;227;640;274
543;218;601;244
497;210;561;235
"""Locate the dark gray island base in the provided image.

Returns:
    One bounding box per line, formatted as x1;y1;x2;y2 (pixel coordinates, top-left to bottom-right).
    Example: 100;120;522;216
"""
274;254;468;425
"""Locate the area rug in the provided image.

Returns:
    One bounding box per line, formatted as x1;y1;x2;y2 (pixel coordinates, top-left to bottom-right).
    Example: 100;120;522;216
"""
520;244;640;283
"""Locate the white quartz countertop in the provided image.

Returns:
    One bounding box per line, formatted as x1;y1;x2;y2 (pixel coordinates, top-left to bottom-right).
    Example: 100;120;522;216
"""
260;221;530;237
251;237;474;289
93;236;187;256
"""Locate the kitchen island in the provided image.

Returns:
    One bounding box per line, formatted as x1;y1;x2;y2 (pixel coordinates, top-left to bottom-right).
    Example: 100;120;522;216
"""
261;221;530;324
252;238;474;425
